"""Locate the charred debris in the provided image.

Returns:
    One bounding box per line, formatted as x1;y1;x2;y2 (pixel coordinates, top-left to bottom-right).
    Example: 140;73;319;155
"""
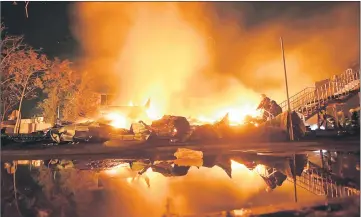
1;110;360;147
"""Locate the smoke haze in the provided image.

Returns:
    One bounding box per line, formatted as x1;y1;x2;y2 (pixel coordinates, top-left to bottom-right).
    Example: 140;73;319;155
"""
70;2;359;115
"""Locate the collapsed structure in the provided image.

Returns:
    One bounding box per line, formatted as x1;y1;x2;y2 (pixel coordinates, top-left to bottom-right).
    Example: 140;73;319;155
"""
39;109;308;145
2;65;359;146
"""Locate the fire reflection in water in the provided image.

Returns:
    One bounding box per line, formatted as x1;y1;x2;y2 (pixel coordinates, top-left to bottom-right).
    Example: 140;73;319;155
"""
3;151;335;217
98;160;270;216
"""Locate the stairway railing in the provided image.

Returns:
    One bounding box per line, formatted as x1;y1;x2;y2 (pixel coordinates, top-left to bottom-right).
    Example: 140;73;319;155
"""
286;160;360;198
287;168;360;198
278;66;360;118
279;87;316;111
256;162;360;198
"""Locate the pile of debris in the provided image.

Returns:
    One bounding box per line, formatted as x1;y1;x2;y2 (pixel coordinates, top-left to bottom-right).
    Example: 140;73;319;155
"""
150;115;190;138
3;110;307;146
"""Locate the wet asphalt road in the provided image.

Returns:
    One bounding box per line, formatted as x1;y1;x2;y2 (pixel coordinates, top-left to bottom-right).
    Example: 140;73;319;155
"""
1;138;359;161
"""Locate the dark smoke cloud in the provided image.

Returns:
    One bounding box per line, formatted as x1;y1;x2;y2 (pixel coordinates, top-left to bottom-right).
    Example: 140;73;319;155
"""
184;2;359;97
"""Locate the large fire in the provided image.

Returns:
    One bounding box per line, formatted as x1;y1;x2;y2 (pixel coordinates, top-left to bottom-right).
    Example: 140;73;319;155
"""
72;2;359;135
104;112;129;129
103;100;164;129
145;102;163;121
195;104;262;126
103;100;262;129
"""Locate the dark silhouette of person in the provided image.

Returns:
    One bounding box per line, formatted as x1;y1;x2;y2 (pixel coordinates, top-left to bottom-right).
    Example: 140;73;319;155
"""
319;105;328;129
270;100;282;117
257;94;272;121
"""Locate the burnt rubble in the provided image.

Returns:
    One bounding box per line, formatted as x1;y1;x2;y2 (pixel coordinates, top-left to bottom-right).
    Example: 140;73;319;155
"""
45;112;301;145
2;110;359;148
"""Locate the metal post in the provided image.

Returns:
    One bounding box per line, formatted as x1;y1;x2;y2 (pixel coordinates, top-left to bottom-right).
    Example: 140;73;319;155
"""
292;154;298;202
280;37;294;141
320;150;325;169
280;37;297;202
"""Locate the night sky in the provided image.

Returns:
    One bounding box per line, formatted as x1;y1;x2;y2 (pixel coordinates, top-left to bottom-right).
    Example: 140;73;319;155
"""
0;1;356;118
1;1;348;60
1;1;77;59
2;1;77;117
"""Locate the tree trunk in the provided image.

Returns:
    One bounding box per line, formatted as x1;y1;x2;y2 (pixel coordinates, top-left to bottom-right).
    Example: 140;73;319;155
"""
1;103;6;122
14;73;31;134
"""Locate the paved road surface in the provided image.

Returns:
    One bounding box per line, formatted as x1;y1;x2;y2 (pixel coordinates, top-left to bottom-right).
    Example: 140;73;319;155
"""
1;139;359;161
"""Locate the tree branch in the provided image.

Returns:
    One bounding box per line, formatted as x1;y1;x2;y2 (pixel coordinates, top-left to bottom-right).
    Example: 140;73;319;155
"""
0;36;25;66
1;76;15;86
25;1;29;18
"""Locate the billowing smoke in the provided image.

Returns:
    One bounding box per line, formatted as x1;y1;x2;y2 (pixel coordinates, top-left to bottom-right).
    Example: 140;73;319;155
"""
70;3;212;116
202;2;360;100
70;2;359;115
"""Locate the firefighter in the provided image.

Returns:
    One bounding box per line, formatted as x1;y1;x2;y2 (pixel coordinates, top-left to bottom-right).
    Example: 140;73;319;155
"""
257;94;272;121
318;105;327;129
270;100;282;117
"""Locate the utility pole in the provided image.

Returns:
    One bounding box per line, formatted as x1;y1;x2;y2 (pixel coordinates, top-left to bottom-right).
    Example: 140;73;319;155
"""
280;37;297;202
280;37;294;140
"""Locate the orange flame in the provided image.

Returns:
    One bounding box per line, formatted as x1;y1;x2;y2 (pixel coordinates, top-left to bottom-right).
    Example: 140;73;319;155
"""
104;100;261;129
104;112;129;129
195;104;262;125
145;102;163;121
103;100;162;129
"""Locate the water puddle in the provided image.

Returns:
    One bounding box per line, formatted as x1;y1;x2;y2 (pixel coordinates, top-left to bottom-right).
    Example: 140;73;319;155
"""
1;149;359;217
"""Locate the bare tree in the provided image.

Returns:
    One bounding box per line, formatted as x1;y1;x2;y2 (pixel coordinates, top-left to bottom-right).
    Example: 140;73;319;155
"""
1;25;50;133
12;1;30;18
1;24;26;121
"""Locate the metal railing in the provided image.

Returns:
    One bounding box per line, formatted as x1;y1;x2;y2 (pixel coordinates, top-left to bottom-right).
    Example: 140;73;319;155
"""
287;167;360;198
263;109;275;121
255;163;360;198
279;67;360;119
